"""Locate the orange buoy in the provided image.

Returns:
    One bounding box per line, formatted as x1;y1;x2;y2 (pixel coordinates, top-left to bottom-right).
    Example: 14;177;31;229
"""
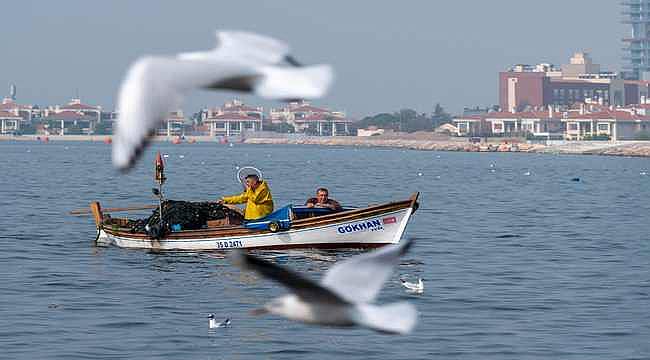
171;137;181;144
104;137;112;144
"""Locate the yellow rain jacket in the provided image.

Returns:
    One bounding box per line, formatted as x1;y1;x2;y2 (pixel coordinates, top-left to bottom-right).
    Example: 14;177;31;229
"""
222;180;274;220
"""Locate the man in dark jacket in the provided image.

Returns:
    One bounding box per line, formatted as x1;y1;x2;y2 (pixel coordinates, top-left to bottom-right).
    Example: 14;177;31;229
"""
305;187;342;211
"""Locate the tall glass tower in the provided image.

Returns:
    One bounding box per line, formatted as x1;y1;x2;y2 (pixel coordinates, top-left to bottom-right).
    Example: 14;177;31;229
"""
622;0;650;79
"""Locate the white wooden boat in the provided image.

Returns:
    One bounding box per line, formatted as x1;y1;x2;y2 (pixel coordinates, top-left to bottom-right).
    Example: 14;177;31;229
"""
90;193;419;251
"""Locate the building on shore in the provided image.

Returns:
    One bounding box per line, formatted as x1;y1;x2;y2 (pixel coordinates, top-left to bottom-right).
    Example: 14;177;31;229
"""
40;98;102;135
622;0;650;80
0;110;23;135
203;100;263;137
453;106;650;141
269;100;351;135
499;53;645;112
40;110;98;135
1;97;36;125
156;111;187;137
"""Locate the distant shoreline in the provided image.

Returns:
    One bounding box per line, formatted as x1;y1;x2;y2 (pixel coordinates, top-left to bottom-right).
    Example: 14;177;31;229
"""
2;134;650;157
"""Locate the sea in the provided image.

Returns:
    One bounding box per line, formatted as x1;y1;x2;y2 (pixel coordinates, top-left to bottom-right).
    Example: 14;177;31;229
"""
1;141;649;359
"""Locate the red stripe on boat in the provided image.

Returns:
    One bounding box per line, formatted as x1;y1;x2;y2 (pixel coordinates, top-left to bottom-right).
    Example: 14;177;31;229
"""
383;216;397;224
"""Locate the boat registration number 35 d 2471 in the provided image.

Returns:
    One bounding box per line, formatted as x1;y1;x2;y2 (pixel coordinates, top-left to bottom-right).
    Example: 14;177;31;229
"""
215;240;244;249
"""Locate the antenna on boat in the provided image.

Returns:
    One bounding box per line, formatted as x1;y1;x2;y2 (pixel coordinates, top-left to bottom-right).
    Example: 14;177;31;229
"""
153;151;166;226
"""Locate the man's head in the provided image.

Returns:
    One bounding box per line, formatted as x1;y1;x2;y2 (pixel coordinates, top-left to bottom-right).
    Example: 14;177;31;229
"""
245;174;260;190
316;187;329;203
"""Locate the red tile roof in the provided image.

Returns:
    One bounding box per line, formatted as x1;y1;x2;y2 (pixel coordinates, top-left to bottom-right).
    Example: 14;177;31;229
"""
42;111;95;121
61;103;100;111
565;110;650;121
0;110;22;118
207;113;260;121
294;114;351;122
484;111;521;119
0;99;33;110
222;104;261;112
291;105;330;113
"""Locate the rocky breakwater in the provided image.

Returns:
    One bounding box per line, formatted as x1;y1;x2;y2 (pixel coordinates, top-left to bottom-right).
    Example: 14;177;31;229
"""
244;136;477;151
581;142;650;157
244;135;650;157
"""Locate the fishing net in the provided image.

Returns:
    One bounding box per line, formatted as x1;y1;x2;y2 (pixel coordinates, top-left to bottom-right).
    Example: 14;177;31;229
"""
127;200;244;238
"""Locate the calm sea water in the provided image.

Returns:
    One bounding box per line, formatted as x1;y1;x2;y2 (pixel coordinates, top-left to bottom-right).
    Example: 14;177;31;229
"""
1;141;649;359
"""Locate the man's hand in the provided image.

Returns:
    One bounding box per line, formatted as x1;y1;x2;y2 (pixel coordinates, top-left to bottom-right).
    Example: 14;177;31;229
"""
216;199;224;205
306;202;314;208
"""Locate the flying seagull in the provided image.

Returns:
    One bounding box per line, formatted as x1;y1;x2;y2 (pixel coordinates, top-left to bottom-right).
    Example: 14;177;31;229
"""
233;239;418;334
113;30;333;171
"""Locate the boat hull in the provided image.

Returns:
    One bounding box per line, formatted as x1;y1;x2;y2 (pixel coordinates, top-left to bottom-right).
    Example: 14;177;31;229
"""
96;201;416;251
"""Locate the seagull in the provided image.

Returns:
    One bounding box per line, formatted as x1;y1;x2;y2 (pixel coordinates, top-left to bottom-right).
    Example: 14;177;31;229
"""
400;277;424;294
112;30;333;171
233;239;417;334
208;314;231;329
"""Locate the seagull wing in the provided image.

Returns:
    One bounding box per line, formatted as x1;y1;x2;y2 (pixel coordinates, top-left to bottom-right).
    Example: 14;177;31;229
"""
321;239;413;303
112;57;257;170
112;55;333;170
256;64;333;100
233;250;348;305
178;31;290;65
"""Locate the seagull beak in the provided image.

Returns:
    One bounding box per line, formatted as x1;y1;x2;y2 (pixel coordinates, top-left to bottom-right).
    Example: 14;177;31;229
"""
249;307;269;316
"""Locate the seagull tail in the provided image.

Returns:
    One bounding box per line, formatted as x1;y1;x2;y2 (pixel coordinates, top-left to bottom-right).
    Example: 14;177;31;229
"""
355;302;417;335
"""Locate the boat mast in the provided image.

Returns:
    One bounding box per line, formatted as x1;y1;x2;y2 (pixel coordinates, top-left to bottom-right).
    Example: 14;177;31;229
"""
154;151;166;226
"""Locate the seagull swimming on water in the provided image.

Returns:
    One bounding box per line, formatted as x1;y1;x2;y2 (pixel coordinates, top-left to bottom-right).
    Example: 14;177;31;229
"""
113;30;333;171
208;314;231;329
233;239;418;334
400;277;424;294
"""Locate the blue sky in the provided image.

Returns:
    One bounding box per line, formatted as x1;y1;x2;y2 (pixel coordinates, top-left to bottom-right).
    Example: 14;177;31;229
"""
0;0;624;117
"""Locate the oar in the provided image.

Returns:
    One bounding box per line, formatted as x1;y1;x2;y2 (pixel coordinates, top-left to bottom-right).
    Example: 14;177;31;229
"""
69;204;158;216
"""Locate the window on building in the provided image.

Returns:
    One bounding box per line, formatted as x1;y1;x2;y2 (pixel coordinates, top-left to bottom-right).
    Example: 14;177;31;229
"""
598;123;609;131
568;123;578;131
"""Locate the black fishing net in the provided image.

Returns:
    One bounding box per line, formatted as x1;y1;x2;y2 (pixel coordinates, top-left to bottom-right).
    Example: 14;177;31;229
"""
127;200;244;238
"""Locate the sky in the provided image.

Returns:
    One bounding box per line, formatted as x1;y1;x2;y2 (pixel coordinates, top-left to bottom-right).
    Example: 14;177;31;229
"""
0;0;625;118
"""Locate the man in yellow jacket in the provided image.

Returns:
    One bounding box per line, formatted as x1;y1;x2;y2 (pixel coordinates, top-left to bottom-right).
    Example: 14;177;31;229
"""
218;174;274;220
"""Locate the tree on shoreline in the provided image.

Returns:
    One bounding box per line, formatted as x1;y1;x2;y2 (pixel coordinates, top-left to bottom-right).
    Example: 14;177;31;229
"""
355;103;452;133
